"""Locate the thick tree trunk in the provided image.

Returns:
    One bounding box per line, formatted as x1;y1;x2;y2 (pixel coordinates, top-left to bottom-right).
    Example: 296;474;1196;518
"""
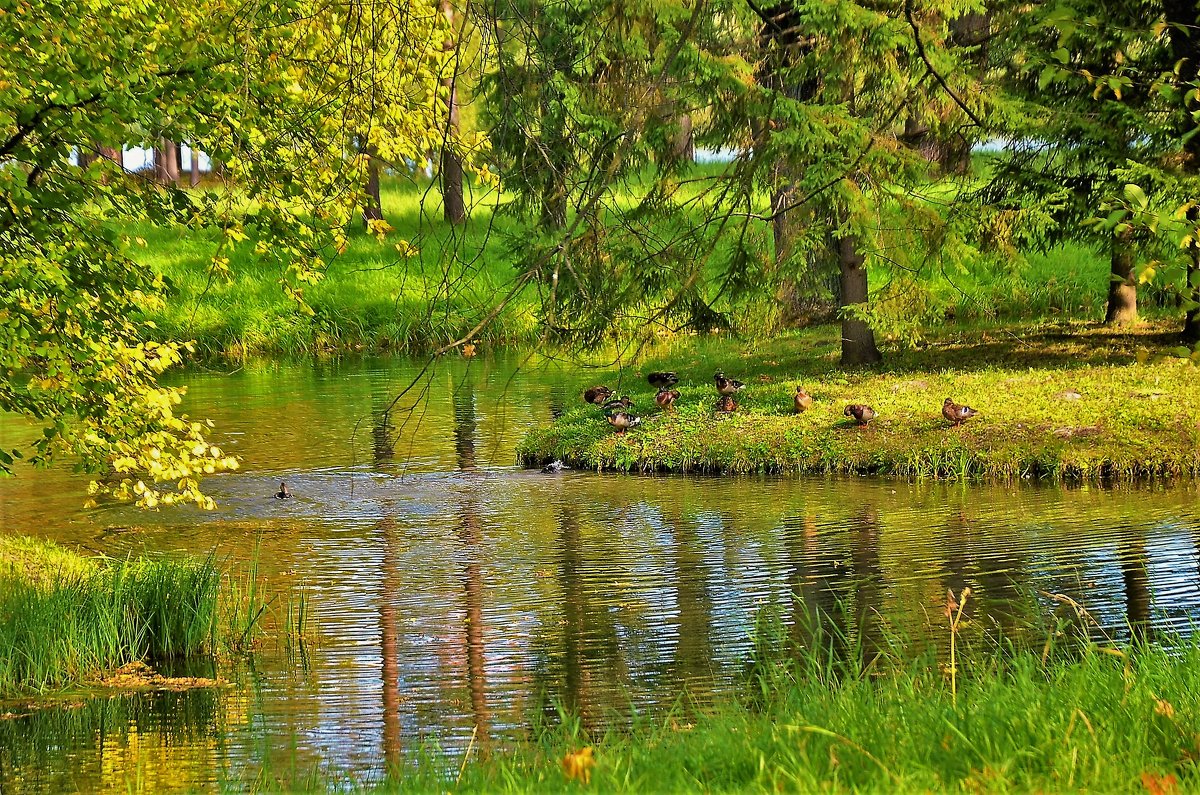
838;234;882;366
362;146;383;226
189;145;201;187
153;138;179;184
1104;232;1138;326
440;0;466;224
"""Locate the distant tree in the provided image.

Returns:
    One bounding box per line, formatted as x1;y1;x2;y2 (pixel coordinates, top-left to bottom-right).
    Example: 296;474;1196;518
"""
441;0;466;224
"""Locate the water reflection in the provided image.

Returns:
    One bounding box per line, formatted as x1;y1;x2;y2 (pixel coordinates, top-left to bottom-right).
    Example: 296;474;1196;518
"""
0;355;1199;789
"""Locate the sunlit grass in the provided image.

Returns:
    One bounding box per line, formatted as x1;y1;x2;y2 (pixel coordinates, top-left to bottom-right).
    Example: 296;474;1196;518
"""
0;535;309;694
519;322;1200;480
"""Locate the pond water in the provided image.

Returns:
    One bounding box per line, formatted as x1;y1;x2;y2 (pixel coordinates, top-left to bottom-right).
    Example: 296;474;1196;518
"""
1;354;1199;791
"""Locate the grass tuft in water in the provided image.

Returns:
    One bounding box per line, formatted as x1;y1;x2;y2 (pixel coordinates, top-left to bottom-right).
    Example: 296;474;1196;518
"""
0;535;306;695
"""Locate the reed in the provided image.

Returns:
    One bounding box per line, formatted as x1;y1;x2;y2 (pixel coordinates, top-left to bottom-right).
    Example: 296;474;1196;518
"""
0;536;306;694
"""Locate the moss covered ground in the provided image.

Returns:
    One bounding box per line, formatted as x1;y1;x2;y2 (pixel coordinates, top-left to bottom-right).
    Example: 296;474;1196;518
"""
518;321;1200;480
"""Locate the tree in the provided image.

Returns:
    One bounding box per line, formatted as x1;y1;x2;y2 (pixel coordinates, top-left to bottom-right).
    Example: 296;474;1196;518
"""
0;0;451;507
441;0;467;224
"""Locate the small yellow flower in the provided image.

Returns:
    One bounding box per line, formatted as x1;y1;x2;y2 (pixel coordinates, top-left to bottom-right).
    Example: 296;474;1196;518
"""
562;747;594;784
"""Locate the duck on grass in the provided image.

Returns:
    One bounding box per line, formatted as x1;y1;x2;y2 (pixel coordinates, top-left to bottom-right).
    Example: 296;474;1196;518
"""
521;325;1200;480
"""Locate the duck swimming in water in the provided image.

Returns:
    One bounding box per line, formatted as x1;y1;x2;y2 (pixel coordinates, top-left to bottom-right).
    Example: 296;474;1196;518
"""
942;397;980;427
714;372;745;396
844;404;876;426
275;482;291;499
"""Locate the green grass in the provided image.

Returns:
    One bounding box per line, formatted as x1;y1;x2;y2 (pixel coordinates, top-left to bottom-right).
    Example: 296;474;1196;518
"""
229;608;1200;793
0;535;307;695
519;321;1200;480
125;167;1176;358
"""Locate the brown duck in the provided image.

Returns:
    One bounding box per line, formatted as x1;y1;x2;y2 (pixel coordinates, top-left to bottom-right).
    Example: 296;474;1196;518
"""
844;404;876;426
655;388;681;411
275;482;291;499
715;395;738;413
583;385;614;405
606;411;641;434
714;372;745;396
942;397;979;427
793;387;814;413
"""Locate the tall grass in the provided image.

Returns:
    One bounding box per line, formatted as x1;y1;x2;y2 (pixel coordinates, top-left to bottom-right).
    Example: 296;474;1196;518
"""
0;536;309;694
224;600;1200;793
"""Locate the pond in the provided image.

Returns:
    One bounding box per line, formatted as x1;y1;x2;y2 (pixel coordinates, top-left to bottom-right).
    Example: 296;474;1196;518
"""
1;354;1198;791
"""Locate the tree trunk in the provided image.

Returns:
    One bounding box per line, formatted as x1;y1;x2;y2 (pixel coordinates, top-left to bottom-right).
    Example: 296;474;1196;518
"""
362;144;383;227
78;149;95;169
1104;232;1138;326
153;138;179;184
440;0;466;224
189;145;201;187
838;234;882;366
1164;0;1200;341
673;113;694;162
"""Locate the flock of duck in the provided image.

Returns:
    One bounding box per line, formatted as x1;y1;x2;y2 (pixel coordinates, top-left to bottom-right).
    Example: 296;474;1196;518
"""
584;371;981;434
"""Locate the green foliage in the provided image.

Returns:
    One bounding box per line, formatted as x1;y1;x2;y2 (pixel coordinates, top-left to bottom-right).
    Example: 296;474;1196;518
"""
0;0;454;507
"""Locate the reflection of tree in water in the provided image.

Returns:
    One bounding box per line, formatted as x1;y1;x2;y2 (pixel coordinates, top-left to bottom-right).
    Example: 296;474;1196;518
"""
453;374;490;745
372;409;396;467
662;510;715;703
781;509;881;667
527;504;627;733
1118;531;1152;645
377;513;402;771
453;371;478;472
940;507;1032;645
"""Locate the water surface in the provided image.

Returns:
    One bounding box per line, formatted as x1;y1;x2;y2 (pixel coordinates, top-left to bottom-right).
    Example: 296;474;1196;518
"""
1;354;1198;791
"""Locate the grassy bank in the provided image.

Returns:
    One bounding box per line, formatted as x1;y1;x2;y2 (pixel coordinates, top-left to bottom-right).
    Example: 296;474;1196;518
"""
239;611;1200;793
519;321;1200;480
0;535;302;694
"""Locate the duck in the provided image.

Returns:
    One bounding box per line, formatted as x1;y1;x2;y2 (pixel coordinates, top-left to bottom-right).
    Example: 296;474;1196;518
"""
601;395;634;415
714;372;745;396
583;385;614;405
541;459;569;473
844;404;876;426
275;482;291;499
942;397;980;427
793;387;814;413
606;411;641;434
715;395;738;413
655;388;681;411
647;371;679;389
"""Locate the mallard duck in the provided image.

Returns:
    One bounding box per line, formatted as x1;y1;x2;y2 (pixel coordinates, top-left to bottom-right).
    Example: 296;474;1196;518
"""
655;388;681;411
275;482;291;499
583;385;614;405
647;371;679;389
844;404;876;426
714;372;745;396
601;395;634;415
942;397;979;427
793;387;814;413
606;411;641;434
715;395;738;413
